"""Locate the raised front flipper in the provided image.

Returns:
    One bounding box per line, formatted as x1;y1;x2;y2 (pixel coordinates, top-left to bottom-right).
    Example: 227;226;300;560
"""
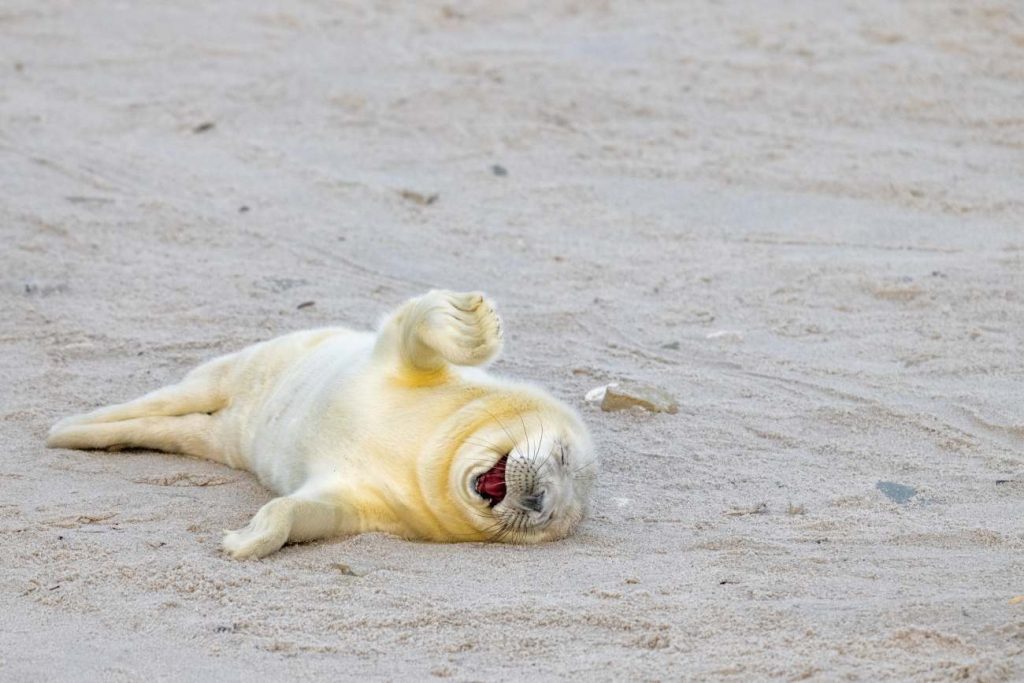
373;289;503;375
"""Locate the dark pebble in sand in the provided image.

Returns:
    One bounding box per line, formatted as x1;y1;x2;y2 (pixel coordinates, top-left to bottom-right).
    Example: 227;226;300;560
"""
876;481;916;503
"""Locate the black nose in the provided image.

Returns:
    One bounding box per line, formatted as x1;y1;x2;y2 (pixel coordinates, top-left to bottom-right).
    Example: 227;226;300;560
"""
521;491;545;513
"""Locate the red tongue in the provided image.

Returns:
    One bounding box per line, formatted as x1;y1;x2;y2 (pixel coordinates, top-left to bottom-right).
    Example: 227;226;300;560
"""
476;456;508;504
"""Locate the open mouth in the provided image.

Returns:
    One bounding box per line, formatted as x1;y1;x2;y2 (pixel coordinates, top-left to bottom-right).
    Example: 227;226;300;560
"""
475;455;508;507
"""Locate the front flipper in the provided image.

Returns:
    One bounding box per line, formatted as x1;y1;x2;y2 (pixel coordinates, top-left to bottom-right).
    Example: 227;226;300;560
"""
373;289;504;374
222;494;344;560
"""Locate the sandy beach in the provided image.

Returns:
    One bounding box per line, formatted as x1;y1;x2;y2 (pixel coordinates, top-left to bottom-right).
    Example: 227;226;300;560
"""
1;1;1022;680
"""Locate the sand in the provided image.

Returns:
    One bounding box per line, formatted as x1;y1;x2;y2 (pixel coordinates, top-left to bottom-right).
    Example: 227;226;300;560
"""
1;0;1022;680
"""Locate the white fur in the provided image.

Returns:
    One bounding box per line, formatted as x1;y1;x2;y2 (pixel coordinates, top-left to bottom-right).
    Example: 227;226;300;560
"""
48;290;597;559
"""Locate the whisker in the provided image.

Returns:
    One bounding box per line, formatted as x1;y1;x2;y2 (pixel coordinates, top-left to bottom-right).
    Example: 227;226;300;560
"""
465;431;507;454
516;410;531;462
572;461;596;476
536;414;545;461
485;409;522;459
461;457;506;469
462;438;505;455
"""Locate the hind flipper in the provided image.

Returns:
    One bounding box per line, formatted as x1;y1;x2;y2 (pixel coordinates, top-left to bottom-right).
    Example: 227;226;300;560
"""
45;413;234;464
48;352;236;439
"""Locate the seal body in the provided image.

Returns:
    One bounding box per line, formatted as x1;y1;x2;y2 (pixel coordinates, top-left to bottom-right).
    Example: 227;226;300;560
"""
47;291;597;559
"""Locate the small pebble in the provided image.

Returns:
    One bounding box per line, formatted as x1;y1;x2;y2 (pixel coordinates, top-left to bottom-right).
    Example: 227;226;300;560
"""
705;330;743;342
876;481;916;504
595;381;678;414
398;189;439;205
332;562;371;577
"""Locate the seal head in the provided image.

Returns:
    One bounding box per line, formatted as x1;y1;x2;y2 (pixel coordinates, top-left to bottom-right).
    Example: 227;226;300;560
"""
442;401;596;544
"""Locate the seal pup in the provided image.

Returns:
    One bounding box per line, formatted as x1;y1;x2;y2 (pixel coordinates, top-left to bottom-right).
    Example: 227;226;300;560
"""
47;290;597;559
